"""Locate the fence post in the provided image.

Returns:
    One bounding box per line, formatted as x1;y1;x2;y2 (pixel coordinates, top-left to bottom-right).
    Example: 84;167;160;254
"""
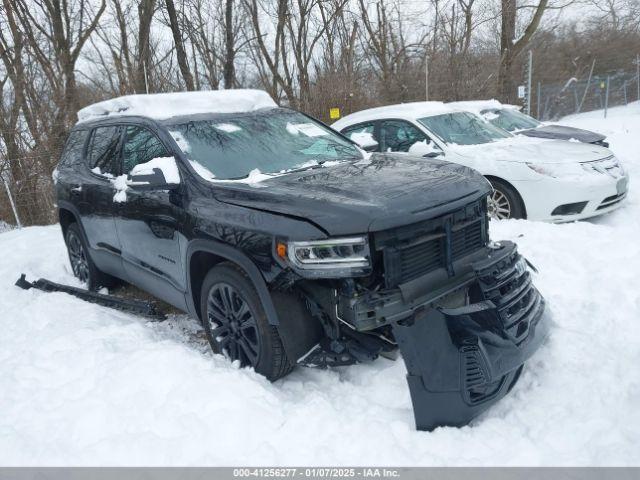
526;50;533;115
578;58;596;114
637;53;639;101
2;177;22;229
536;82;541;119
425;55;429;101
604;75;610;118
623;81;627;105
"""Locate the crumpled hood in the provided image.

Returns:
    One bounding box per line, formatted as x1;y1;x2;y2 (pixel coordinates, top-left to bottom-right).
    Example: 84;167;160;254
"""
450;136;612;164
517;124;606;144
212;153;491;236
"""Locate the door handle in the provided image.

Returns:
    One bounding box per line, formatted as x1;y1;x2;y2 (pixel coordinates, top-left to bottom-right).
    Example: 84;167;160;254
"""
70;185;82;196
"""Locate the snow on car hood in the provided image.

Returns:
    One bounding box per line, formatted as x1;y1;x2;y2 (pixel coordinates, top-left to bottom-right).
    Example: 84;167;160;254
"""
212;153;491;235
449;136;612;164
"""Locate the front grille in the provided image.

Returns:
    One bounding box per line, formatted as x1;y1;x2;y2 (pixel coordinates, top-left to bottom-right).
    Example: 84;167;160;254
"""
376;199;488;288
451;220;483;260
476;250;543;345
398;238;443;282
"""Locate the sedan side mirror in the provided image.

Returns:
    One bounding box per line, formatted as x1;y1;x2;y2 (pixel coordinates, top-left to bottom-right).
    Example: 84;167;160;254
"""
127;157;181;190
408;140;444;158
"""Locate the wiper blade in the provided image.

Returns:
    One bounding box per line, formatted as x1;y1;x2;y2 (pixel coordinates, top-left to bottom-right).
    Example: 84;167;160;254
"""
283;163;327;174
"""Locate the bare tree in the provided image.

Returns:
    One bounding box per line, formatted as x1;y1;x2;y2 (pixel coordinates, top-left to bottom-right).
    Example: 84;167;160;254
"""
498;0;548;102
165;0;195;90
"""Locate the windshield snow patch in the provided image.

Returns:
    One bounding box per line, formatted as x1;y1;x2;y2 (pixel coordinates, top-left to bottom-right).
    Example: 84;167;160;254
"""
286;123;328;137
214;123;242;133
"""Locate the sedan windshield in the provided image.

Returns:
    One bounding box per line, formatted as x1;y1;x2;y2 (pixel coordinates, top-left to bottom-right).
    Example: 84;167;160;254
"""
482;108;541;132
418;112;511;145
166;108;361;180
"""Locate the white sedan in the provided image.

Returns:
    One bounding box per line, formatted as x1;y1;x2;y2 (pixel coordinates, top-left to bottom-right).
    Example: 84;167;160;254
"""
332;102;628;221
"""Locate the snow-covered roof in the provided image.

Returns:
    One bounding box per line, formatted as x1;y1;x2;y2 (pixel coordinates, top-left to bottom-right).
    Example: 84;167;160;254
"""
332;101;457;129
77;89;278;123
447;99;521;115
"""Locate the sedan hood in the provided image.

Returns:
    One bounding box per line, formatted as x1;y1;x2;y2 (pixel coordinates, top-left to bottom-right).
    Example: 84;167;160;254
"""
517;124;606;144
212;153;491;236
450;136;612;164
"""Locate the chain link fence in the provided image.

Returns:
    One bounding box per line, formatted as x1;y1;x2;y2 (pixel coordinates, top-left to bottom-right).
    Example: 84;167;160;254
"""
0;176;56;228
535;66;640;120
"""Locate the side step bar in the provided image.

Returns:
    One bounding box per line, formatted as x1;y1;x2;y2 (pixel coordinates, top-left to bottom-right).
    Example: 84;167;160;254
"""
15;274;166;320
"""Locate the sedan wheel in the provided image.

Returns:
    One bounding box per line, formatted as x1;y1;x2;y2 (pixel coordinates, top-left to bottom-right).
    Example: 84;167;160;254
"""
488;189;512;220
206;282;260;367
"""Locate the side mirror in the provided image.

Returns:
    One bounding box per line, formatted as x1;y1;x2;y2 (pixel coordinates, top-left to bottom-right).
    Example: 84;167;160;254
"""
127;157;180;190
349;132;379;152
408;140;444;158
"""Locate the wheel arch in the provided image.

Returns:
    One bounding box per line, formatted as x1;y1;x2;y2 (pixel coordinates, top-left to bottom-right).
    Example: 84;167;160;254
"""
57;201;91;244
186;239;280;326
484;175;528;219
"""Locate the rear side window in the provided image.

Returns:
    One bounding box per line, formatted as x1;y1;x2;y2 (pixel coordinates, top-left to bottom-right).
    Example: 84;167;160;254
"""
87;126;122;175
123;126;170;174
341;123;379;150
59;130;88;167
379;120;427;152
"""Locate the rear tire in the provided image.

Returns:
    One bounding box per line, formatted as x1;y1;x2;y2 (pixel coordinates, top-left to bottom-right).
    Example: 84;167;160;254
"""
200;262;293;381
487;178;526;220
65;223;118;291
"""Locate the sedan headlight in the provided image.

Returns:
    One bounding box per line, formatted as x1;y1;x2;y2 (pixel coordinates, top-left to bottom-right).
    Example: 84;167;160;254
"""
280;237;371;277
526;162;585;179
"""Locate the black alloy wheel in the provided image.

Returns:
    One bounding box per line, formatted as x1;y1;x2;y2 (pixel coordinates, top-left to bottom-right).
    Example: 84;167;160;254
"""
206;282;260;366
200;262;294;380
66;227;90;285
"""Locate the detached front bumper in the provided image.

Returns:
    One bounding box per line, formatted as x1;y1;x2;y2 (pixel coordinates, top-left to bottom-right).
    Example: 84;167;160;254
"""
345;241;549;431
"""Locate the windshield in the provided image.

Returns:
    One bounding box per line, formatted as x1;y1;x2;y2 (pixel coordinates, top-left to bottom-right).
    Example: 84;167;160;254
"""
165;108;361;180
418;112;511;145
483;108;541;131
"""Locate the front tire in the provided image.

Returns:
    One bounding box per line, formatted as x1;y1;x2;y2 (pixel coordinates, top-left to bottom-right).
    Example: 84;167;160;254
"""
65;222;117;291
200;262;293;381
487;178;526;220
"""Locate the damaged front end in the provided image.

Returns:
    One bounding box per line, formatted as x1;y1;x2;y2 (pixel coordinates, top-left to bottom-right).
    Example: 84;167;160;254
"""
286;197;549;431
390;242;548;430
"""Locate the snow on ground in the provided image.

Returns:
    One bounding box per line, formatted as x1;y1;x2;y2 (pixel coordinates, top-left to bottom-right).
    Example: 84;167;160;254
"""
1;104;640;466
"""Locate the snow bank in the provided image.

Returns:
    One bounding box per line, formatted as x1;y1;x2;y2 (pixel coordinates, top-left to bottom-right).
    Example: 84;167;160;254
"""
0;103;639;466
77;90;277;123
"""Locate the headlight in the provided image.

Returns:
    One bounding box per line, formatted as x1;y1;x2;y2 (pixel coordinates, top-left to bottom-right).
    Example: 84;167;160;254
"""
282;237;371;276
526;162;585;179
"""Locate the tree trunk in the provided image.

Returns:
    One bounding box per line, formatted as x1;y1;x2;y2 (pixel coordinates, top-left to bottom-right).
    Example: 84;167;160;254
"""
497;0;548;102
498;0;517;102
223;0;235;88
136;0;156;93
166;0;195;91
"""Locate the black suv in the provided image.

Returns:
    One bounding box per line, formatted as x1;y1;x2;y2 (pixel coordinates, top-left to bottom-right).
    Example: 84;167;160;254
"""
54;91;549;431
